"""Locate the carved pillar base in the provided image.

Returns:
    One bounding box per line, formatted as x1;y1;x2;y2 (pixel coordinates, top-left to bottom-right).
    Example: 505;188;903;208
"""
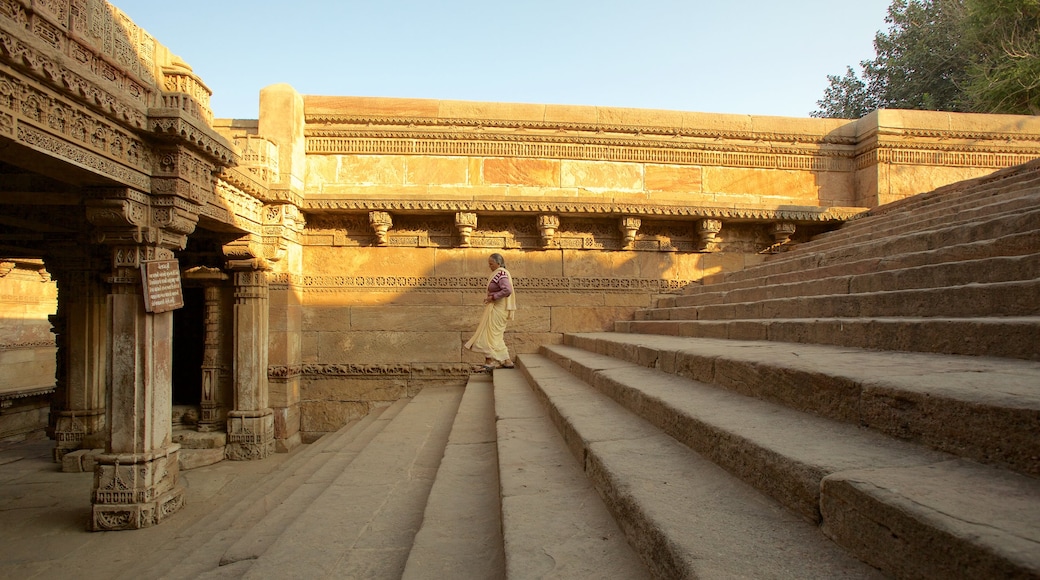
226;410;274;460
89;446;184;531
53;409;105;460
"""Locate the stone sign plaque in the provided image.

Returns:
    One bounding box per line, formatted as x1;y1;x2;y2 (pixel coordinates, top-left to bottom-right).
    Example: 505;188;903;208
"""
141;260;184;313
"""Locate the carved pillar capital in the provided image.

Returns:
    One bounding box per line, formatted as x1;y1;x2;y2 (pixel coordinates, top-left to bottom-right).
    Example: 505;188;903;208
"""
695;218;723;252
770;221;797;245
455;212;477;247
537;214;560;248
369;211;393;246
618;216;641;247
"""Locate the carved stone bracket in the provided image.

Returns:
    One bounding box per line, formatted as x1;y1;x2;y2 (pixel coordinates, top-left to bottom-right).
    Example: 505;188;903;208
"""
695;219;723;252
369;211;393;246
770;221;797;245
537;214;560;248
619;216;641;248
455;212;477;247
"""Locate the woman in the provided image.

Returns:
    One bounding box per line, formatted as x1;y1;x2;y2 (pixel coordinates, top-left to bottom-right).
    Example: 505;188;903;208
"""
465;253;517;371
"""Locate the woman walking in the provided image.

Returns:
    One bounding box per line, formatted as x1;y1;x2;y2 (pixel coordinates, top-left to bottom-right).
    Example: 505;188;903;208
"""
465;253;517;371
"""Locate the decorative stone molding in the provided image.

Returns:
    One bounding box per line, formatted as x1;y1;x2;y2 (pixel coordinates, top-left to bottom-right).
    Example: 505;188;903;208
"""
455;212;477;247
304;198;864;223
368;211;392;246
270;362;477;379
695;219;723;252
288;274;691;294
618;216;641;247
537;214;559;247
90;450;184;531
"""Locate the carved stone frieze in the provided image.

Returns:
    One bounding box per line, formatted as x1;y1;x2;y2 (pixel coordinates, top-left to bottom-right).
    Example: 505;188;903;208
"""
304;198;864;222
288;273;689;294
270;362;480;380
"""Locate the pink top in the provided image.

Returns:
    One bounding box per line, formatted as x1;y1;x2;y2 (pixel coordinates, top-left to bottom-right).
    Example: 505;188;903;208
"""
487;269;513;300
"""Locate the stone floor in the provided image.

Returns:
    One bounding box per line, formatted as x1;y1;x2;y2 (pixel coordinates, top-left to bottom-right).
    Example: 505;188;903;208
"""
0;438;297;580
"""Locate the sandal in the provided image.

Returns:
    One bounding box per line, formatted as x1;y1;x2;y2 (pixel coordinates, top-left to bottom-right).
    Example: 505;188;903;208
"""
501;362;515;369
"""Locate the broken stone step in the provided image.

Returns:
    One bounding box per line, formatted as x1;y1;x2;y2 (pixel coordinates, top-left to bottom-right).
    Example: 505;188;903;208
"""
492;369;650;580
239;385;464;580
401;375;505;580
617;316;1040;361
516;353;884;579
562;333;1040;477
217;400;407;569
529;347;1040;579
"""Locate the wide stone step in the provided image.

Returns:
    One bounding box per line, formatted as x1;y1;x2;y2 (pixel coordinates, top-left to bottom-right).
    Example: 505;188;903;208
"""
401;375;505;580
662;252;1040;309
662;279;1040;321
516;352;884;579
527;344;1040;579
127;411;390;580
617;316;1040;360
562;333;1040;477
493;369;650;579
689;230;1040;298
217;400;407;568
714;208;1040;285
840;162;1040;223
801;185;1040;255
237;385;464;579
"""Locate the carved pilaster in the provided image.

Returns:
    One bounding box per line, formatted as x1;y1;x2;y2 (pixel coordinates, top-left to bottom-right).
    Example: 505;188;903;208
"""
537;214;560;248
225;267;274;460
619;216;641;248
369;211;393;246
695;219;723;252
455;212;477;248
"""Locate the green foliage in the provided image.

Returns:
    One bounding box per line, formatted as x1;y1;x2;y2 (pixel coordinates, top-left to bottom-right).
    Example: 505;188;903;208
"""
812;0;1040;117
962;0;1040;114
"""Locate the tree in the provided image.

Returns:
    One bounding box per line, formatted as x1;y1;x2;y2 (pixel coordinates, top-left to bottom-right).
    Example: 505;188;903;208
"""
812;67;878;119
812;0;1040;117
962;0;1040;114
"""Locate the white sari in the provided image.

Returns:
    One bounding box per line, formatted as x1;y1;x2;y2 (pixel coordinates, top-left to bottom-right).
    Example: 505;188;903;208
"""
464;267;517;362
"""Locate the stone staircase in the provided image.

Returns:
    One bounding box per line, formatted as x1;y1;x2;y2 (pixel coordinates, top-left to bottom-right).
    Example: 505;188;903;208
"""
121;160;1039;579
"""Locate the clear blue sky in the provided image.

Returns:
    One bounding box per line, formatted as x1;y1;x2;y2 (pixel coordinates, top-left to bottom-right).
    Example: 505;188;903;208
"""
111;0;892;120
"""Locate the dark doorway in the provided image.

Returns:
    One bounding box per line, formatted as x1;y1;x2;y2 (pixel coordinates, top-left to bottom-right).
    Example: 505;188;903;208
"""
172;287;205;406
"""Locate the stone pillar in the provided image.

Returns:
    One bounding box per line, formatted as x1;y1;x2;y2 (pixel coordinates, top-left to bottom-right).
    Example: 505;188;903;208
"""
48;254;108;461
225;265;274;460
198;284;225;432
90;244;184;531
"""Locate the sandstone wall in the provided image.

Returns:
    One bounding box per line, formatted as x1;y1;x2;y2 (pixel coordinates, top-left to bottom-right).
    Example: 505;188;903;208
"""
0;260;56;441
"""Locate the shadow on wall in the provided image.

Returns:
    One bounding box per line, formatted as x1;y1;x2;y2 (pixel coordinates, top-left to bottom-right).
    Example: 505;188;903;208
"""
281;241;754;436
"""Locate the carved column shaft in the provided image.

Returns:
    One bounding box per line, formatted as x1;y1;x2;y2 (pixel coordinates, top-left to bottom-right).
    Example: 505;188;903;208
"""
226;268;274;460
90;243;184;531
48;260;108;460
198;284;224;431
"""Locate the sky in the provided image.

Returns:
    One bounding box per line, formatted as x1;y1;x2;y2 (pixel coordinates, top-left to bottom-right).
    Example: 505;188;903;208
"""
110;0;893;120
